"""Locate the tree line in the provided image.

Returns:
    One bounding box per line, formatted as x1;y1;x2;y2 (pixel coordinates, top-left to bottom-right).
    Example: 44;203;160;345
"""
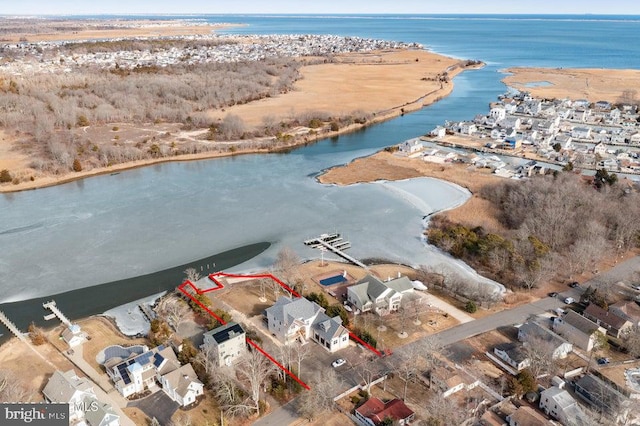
428;172;640;290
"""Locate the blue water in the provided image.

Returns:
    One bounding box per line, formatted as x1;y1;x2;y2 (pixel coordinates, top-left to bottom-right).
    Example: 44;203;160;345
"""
1;14;640;305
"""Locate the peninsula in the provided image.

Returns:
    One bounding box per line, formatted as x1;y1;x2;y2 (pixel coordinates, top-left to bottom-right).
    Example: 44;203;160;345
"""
0;17;479;192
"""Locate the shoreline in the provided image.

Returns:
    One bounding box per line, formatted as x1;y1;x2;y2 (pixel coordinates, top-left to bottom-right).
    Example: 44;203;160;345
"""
0;58;480;194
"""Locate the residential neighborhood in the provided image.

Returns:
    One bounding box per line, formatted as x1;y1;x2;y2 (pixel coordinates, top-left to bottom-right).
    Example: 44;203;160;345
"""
425;90;640;178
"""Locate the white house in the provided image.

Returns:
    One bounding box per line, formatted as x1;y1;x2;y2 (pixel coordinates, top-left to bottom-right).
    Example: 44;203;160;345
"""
540;380;587;425
61;324;87;348
201;322;246;367
429;126;447;138
459;122;477;135
347;274;414;316
517;320;573;359
43;370;120;426
571;126;592;139
265;296;350;352
158;364;204;407
493;343;530;371
594;141;608;156
105;345;178;398
553;310;607;352
399;139;423;155
490;107;506;121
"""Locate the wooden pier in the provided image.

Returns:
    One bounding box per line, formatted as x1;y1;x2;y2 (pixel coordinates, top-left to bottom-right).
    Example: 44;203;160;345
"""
304;233;366;269
43;300;72;327
138;304;156;323
0;310;27;342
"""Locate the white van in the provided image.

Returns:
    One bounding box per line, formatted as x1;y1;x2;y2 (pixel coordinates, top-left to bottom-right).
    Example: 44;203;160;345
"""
564;297;575;304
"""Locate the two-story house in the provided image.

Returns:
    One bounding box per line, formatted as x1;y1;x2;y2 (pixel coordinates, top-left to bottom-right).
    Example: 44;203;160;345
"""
354;397;415;426
42;369;119;426
157;364;204;407
553;310;606;352
265;296;349;352
347;274;413;316
517;320;573;359
539;379;587;425
583;303;632;338
201;322;246;367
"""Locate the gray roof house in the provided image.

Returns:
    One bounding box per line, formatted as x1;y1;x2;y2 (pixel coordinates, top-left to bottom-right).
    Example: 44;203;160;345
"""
265;296;349;353
574;374;626;418
583;303;633;338
518;320;573;359
493;343;530;371
539;382;588;426
158;363;204;407
553;310;606;352
42;370;119;426
347;274;413;316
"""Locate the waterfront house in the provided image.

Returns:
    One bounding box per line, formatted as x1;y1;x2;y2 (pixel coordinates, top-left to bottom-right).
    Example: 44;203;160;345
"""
539;380;587;425
43;369;120;426
158;363;203;407
583;303;632;338
552;310;606;352
105;345;177;398
201;321;246;367
399;139;423;155
517;320;573;359
61;323;87;348
347;274;413;316
490;107;506;121
595;100;612;111
573;99;590;109
354;397;415;426
493;343;530;371
429;126;446;139
265;296;349;352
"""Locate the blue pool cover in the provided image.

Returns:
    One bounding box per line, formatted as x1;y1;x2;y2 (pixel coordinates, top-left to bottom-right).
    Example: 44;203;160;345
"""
320;274;347;286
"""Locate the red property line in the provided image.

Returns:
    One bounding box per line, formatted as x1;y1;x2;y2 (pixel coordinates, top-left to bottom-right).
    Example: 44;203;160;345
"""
348;331;383;357
177;274;310;389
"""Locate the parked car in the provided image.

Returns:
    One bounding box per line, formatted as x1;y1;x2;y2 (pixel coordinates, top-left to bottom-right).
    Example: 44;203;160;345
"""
564;297;575;304
597;357;610;365
632;284;640;291
568;282;580;288
332;358;346;368
548;292;558;297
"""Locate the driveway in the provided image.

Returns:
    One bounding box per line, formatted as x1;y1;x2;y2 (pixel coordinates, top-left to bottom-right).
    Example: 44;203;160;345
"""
128;390;179;425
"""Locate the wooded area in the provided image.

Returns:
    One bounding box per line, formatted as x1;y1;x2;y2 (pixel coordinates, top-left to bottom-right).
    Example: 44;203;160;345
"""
427;172;640;290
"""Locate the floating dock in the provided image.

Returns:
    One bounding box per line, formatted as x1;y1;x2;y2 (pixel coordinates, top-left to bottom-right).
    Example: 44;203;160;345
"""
304;233;365;269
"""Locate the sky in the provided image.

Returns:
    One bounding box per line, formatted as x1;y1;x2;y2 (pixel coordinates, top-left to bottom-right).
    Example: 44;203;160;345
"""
3;0;640;16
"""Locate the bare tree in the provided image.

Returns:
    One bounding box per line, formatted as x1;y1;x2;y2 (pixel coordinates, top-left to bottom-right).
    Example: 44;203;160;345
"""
155;295;190;331
393;344;424;400
273;246;302;289
621;325;640;359
586;331;610;374
184;267;201;283
522;335;556;378
354;357;382;393
297;370;342;421
292;341;311;380
193;344;218;378
426;393;468;426
211;367;254;419
237;349;276;414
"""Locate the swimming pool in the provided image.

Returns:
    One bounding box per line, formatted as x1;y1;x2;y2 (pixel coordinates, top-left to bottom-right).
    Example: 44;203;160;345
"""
320;274;347;286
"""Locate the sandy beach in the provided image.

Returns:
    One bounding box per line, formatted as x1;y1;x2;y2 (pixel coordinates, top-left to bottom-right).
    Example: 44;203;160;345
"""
502;67;640;103
0;49;473;193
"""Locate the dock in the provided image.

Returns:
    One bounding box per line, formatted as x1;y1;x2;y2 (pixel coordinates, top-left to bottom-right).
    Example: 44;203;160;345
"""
304;233;366;269
0;310;27;341
138;304;156;323
43;300;73;327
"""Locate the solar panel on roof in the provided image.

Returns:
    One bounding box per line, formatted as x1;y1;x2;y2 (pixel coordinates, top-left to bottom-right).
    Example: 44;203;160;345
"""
123;376;131;385
153;354;164;368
